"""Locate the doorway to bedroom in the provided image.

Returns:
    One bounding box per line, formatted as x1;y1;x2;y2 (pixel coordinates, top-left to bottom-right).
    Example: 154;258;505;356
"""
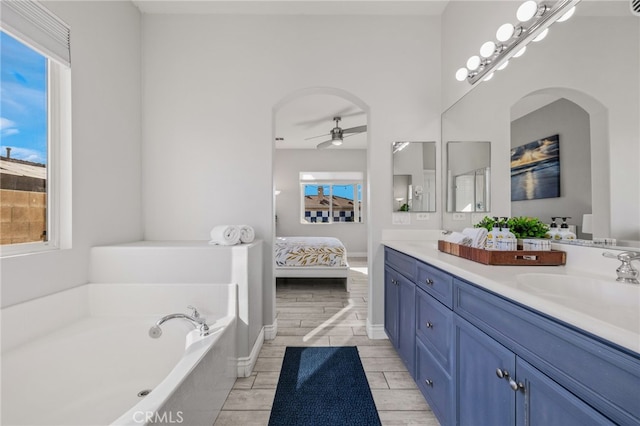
272;88;370;342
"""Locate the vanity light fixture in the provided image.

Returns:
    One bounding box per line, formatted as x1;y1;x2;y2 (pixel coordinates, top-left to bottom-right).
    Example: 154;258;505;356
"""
457;0;581;85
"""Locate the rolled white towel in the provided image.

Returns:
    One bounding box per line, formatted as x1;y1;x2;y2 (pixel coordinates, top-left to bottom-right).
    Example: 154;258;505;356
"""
209;225;241;245
462;227;488;249
445;231;472;246
239;225;255;243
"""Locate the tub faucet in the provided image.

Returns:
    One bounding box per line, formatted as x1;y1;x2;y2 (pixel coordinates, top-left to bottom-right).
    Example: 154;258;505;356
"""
149;306;210;338
603;251;640;284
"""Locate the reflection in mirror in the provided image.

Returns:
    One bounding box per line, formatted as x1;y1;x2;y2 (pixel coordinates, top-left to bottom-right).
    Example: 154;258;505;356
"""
446;141;490;213
392;142;436;212
440;2;639;248
511;96;592;238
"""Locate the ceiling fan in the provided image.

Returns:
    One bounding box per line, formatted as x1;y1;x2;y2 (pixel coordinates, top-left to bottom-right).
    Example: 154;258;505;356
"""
306;116;367;149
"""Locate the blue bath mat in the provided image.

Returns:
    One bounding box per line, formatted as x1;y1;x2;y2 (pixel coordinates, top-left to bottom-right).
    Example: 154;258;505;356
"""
268;346;381;426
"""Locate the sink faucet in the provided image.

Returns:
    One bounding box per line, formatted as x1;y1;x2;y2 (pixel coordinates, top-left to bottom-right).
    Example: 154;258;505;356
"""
149;306;210;338
603;251;640;284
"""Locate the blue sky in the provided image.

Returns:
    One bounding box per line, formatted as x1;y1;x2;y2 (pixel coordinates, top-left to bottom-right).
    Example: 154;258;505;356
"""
304;184;362;201
0;31;48;164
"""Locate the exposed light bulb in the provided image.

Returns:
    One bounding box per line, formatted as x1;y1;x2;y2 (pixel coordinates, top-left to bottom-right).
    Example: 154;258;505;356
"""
533;28;549;42
455;67;469;82
517;0;538;22
513;46;527;58
466;55;481;71
484;73;494;82
497;60;509;71
496;23;515;42
480;41;496;58
557;6;575;22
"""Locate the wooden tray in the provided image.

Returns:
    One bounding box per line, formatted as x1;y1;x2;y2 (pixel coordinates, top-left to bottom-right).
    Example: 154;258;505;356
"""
438;240;566;266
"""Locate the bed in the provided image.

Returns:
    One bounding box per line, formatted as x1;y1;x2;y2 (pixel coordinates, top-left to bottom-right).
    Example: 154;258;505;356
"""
274;236;350;291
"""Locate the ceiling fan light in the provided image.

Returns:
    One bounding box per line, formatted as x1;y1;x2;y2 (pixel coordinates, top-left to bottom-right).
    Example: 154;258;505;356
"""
332;139;343;146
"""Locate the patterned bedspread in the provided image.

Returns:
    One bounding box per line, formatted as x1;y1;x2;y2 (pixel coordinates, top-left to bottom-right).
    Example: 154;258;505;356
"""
275;237;348;267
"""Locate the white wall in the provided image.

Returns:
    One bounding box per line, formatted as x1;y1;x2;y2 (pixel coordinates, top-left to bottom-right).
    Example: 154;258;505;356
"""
141;14;442;331
274;149;367;255
0;1;142;307
441;3;639;241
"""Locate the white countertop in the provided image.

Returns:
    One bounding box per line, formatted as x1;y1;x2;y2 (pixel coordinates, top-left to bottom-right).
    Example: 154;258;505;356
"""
383;240;640;355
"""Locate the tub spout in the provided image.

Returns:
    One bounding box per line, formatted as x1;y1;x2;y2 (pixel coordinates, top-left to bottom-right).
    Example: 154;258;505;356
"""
149;311;210;338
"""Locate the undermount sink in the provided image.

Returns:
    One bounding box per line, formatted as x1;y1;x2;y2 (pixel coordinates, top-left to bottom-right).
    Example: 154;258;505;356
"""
515;273;640;334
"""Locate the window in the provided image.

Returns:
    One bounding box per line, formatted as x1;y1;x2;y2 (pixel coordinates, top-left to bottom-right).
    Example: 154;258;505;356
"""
1;1;71;255
300;172;363;224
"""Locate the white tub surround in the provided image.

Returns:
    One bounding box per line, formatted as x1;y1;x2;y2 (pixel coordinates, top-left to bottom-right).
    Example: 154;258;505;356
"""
1;283;236;426
90;240;264;376
382;240;640;354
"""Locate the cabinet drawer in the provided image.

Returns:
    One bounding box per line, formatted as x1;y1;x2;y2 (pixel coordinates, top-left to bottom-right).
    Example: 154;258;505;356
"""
385;247;417;281
416;287;453;371
416;261;453;308
416;338;453;426
454;278;640;425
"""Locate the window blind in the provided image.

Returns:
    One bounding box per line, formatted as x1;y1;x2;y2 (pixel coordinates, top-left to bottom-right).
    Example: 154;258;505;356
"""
0;0;70;66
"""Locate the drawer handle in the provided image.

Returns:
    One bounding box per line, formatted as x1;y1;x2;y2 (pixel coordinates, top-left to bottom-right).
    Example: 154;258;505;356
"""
425;379;433;386
509;379;525;392
495;368;510;379
425;278;434;285
391;279;398;285
426;322;433;328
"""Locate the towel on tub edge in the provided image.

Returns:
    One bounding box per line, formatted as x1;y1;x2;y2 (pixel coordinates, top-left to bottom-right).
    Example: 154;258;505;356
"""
239;225;255;243
209;225;241;245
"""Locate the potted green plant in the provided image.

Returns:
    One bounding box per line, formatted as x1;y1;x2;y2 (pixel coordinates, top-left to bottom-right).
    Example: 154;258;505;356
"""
474;216;549;239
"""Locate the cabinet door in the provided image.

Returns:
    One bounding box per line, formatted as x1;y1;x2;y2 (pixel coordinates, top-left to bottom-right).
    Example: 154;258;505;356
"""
456;316;516;426
398;274;416;377
384;266;399;348
515;358;615;426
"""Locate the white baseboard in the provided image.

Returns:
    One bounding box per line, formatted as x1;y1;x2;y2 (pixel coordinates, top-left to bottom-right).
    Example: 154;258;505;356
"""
264;319;277;340
366;320;389;340
236;327;264;377
348;252;367;258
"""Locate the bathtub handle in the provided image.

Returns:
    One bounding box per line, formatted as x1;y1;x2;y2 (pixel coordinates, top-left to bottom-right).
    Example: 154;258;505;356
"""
187;305;206;323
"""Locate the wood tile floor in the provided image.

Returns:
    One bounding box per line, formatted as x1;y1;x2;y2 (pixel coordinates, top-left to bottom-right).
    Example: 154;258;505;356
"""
214;258;440;426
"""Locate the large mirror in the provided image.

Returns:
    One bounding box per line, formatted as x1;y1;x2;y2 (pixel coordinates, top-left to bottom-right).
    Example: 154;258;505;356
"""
392;142;436;212
446;141;490;213
441;1;639;248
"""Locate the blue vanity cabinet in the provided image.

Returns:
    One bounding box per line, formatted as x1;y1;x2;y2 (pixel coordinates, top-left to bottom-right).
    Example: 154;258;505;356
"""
455;315;615;426
415;286;455;424
454;278;639;425
384;248;416;377
455;315;516;426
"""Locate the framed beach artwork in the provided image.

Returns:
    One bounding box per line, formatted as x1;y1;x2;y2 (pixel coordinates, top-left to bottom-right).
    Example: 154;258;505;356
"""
510;134;560;201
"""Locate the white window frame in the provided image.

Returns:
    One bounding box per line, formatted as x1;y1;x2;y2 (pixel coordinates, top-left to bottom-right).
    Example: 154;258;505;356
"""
299;172;364;225
0;2;72;257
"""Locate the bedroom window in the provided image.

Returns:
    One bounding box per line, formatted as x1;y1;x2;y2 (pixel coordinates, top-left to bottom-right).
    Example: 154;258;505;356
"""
300;172;363;224
0;1;72;255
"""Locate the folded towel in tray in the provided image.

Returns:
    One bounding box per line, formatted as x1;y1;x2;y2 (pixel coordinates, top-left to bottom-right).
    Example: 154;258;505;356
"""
209;225;241;245
462;227;488;249
239;225;255;243
444;231;472;246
